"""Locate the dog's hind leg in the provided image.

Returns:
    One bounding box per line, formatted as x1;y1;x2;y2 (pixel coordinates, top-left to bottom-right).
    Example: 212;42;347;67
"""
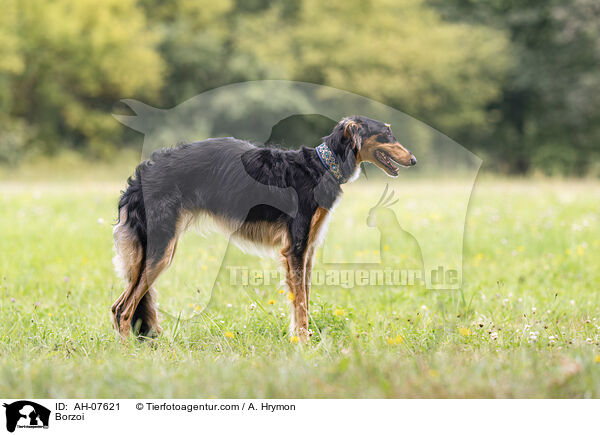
115;234;178;339
131;236;180;337
111;213;144;332
130;286;161;338
113;210;182;340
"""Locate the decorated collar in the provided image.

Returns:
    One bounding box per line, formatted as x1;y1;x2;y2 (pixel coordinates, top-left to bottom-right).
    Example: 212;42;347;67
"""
315;143;346;183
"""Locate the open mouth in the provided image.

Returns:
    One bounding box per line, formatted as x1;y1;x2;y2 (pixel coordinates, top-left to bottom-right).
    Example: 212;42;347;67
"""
374;149;403;175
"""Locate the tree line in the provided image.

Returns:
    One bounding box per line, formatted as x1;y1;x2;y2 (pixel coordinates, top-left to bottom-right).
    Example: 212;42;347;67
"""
0;0;598;175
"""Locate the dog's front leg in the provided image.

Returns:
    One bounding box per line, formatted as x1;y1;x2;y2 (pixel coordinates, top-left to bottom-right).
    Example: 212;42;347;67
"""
304;246;316;331
283;251;309;341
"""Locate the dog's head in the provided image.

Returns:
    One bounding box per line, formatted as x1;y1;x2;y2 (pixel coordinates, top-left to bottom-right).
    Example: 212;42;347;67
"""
323;116;416;179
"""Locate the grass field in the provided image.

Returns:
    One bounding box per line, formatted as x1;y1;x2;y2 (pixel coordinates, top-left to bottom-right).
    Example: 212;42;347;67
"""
1;168;599;398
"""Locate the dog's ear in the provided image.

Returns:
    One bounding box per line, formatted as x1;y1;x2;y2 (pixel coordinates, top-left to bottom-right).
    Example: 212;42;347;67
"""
323;118;361;153
343;120;362;151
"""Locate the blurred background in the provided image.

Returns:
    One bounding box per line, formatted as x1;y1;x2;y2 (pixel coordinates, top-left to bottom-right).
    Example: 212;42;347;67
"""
1;0;599;176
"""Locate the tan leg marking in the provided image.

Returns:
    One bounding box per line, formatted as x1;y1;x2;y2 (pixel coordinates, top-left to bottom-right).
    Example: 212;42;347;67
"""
281;207;330;342
282;247;308;341
115;236;178;339
304;207;329;319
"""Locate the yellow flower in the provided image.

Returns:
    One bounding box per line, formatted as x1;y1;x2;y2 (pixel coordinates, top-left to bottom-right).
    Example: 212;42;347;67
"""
224;331;234;338
517;245;524;252
48;313;53;317
194;305;202;312
287;292;295;302
334;308;345;316
278;289;285;295
387;335;404;345
595;355;600;364
268;299;276;305
383;244;390;252
459;327;472;337
427;369;439;378
289;336;299;343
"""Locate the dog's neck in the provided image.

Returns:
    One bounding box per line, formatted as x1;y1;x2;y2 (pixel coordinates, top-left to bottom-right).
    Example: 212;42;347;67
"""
315;143;356;184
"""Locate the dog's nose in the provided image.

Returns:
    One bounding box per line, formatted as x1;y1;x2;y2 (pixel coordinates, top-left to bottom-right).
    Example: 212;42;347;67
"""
410;155;417;166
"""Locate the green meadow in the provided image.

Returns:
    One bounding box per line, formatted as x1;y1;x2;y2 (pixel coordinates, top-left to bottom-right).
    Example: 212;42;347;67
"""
1;163;599;398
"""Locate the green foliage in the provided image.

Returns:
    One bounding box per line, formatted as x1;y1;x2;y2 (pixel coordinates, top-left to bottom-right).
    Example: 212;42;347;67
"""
0;0;163;161
433;0;600;174
238;0;510;135
0;0;597;173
